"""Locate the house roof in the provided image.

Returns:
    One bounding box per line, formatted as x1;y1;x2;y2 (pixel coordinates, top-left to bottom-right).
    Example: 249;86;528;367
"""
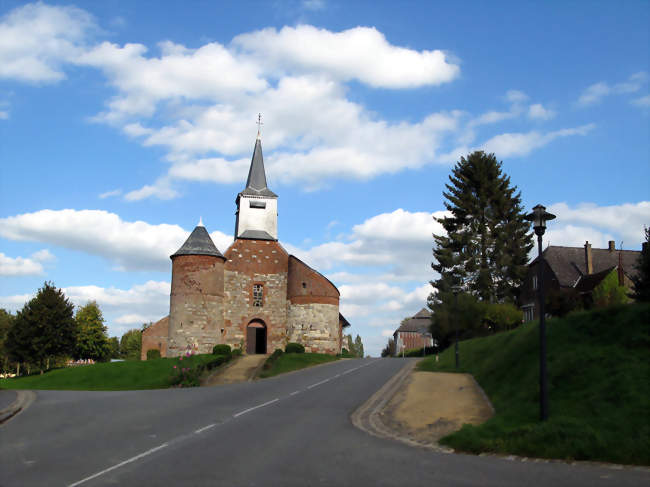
240;137;277;198
533;245;640;287
395;308;431;334
574;266;616;293
339;313;351;328
171;225;225;259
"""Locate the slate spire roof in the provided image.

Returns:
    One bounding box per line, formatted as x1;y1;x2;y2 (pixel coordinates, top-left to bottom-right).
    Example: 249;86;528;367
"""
171;224;225;259
240;135;277;198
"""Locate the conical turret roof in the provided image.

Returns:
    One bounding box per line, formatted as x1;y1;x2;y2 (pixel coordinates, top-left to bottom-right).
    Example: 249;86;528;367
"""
171;225;225;259
240;137;277;198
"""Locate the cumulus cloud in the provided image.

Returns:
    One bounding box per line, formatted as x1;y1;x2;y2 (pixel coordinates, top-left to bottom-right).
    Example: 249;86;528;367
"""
632;94;650;107
0;2;96;82
0;209;233;271
0;249;54;276
547;201;650;249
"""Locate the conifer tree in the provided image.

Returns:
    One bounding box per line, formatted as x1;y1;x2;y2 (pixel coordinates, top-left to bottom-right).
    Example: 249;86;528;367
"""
631;227;650;302
432;151;533;304
6;282;77;373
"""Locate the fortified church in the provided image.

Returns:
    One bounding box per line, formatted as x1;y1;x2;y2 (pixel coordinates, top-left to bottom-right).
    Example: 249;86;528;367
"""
142;127;349;358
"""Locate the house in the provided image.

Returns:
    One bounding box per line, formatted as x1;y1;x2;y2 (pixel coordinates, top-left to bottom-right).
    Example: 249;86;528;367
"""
393;308;434;356
520;240;641;321
141;130;350;359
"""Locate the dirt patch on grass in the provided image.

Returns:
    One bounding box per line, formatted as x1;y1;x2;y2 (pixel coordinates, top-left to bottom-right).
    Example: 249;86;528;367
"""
380;371;494;444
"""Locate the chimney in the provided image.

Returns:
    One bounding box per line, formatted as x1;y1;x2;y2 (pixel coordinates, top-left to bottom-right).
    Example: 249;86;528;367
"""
584;241;593;275
608;240;616;252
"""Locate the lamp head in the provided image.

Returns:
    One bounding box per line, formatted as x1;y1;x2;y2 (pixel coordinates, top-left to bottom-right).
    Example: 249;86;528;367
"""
525;204;556;236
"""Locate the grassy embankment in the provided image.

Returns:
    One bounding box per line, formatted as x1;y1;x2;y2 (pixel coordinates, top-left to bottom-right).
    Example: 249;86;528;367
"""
418;303;650;465
258;352;339;378
0;353;218;391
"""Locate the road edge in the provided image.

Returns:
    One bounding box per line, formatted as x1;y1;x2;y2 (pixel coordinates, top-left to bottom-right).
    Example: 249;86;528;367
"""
0;390;36;426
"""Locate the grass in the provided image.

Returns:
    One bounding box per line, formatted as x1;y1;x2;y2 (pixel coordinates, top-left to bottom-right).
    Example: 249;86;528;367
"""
0;353;218;391
258;352;339;378
417;302;650;465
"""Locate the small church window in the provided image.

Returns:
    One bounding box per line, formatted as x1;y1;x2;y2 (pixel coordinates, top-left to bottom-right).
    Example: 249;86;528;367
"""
302;282;307;289
253;284;264;307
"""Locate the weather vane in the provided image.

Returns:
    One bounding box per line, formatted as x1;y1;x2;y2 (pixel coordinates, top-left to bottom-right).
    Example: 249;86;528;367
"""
256;113;263;137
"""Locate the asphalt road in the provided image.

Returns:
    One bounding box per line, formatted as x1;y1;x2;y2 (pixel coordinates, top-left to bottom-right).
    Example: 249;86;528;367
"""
1;358;647;486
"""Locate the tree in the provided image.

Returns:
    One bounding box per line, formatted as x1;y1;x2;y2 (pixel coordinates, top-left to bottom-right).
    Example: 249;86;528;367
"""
431;151;533;304
75;301;111;361
381;338;395;357
5;282;77;374
120;329;142;360
354;335;364;358
0;309;16;373
107;337;120;359
631;227;650;302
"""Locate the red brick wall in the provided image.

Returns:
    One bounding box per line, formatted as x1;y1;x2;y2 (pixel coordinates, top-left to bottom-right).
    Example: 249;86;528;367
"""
141;316;169;360
287;256;339;305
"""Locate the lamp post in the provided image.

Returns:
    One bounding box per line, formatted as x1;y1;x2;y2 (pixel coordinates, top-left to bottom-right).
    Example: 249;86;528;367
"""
452;285;461;369
525;204;556;421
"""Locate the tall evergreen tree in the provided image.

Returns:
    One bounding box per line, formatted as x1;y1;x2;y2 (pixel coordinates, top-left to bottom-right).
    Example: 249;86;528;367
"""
6;282;77;373
354;334;364;358
432;151;533;304
75;301;111;361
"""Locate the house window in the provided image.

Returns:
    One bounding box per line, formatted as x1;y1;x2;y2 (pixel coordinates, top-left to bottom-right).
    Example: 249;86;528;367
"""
252;284;264;307
532;275;538;290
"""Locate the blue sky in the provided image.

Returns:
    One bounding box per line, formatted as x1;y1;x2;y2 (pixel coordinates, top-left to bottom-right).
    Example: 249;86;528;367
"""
1;0;648;356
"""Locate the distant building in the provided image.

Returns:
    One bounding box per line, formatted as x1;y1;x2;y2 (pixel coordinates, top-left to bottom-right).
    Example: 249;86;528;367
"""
142;131;350;359
393;308;433;356
519;240;641;321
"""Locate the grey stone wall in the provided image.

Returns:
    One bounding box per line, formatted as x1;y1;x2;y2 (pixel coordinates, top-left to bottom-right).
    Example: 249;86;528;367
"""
287;303;341;354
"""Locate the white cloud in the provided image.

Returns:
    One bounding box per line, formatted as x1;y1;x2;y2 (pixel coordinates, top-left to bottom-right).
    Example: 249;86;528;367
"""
232;25;459;88
381;329;395;338
481;124;595;157
578;72;648;106
632;94;650;107
547;201;650;249
0;110;8;119
124;181;180;202
0;2;96;82
302;0;326;10
0;209;233;272
0;249;54;276
98;189;122;199
528;103;555;120
505;90;528;104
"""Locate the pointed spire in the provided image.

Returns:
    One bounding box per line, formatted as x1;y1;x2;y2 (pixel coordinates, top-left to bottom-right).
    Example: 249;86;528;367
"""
256;112;263;140
171;225;225;259
240;121;277;198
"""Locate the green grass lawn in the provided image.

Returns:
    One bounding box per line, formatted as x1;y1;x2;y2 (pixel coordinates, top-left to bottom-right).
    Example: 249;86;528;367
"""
0;353;218;391
418;302;650;465
258;352;339;378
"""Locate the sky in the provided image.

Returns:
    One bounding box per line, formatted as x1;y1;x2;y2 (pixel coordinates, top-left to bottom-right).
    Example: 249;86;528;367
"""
0;0;648;357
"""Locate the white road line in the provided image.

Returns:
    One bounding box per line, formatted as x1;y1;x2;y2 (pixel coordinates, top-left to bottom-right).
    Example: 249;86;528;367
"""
194;423;216;434
307;378;330;389
290;390;301;396
68;443;169;487
233;398;279;418
334;374;341;378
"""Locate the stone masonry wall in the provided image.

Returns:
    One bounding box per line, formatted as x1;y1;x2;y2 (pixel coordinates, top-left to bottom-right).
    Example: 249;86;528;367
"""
287;303;341;354
168;254;225;356
141;316;169;360
223;239;290;352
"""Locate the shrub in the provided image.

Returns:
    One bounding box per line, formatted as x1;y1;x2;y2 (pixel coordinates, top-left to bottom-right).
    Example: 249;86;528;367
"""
263;348;283;370
146;349;161;360
204;355;229;370
232;348;242;357
285;342;305;354
212;344;232;356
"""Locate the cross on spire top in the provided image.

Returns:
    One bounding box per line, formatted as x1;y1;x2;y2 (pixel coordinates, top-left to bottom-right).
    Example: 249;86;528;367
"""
256;113;263;139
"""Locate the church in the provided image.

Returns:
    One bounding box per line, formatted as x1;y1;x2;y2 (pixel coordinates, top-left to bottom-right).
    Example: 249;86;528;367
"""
141;129;349;358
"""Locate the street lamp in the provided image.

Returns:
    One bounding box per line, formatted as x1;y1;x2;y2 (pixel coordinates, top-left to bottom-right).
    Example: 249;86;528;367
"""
525;204;556;421
452;284;462;369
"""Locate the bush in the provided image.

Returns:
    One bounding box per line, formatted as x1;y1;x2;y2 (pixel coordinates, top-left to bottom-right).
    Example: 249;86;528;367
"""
232;348;242;357
146;349;161;360
285;342;305;354
212;344;232;356
263;348;284;370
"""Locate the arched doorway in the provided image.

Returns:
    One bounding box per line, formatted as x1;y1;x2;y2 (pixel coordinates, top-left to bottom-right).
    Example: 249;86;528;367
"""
246;320;267;354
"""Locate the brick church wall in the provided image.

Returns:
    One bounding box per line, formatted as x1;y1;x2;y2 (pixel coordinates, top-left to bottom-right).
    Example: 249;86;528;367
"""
168;254;225;356
223;239;290;352
141;316;169;360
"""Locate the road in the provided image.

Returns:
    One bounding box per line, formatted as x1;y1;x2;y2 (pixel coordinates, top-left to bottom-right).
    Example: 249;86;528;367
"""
1;358;647;486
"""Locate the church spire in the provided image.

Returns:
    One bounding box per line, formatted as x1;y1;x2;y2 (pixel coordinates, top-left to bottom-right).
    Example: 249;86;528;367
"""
241;114;277;198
